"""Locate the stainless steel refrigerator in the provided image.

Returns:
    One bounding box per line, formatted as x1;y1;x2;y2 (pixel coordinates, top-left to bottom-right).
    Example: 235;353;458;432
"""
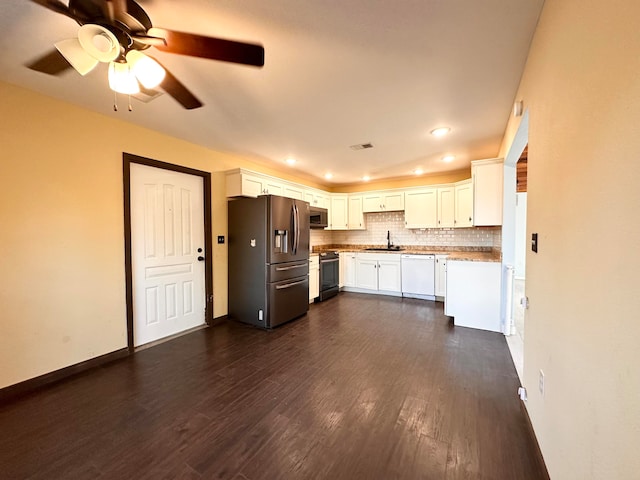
228;195;310;328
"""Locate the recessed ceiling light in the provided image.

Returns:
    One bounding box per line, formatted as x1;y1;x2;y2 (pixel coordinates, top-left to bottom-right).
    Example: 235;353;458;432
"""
362;175;371;182
285;158;297;165
324;173;333;180
442;155;455;163
414;168;423;175
430;127;451;137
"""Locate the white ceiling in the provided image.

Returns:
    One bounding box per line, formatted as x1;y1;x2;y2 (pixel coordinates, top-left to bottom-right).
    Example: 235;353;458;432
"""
0;0;544;185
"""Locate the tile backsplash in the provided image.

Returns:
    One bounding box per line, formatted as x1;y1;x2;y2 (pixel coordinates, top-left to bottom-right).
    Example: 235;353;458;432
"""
310;211;501;249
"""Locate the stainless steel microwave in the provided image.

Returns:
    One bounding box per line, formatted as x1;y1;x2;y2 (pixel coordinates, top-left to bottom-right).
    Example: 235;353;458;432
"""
309;206;328;229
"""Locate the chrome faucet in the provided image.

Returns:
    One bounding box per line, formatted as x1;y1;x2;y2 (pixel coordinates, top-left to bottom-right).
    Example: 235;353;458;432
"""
387;230;392;249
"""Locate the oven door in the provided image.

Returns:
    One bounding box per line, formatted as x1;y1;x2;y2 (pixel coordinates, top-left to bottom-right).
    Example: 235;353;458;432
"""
319;257;340;300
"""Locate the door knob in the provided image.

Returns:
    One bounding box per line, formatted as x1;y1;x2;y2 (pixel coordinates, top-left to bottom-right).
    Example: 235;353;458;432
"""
197;256;205;261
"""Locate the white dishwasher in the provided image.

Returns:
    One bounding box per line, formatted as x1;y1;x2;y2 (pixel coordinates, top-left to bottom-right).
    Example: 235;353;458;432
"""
401;254;436;298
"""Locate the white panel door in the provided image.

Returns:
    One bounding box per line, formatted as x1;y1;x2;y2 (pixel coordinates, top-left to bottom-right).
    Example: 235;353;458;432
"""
405;188;437;228
131;164;206;346
378;258;402;292
330;195;348;230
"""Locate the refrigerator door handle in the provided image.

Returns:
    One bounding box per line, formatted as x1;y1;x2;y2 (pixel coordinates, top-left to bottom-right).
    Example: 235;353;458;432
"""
296;204;300;253
293;204;299;255
275;279;307;290
291;203;298;255
276;263;307;271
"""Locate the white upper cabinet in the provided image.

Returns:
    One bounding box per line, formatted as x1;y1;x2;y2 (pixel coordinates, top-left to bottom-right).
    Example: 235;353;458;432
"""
226;164;502;230
348;195;365;230
472;159;503;226
226;169;292;198
226;170;264;197
329;194;348;230
263;179;283;196
404;188;438;229
454;180;473;228
362;191;405;213
304;189;329;209
437;186;455;228
282;183;305;200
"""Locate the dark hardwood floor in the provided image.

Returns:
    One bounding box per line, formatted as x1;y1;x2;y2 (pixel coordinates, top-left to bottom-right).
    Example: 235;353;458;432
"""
0;293;547;479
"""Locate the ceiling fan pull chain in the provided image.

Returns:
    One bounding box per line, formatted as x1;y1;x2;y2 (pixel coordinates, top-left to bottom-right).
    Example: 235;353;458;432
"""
113;91;118;111
128;95;133;112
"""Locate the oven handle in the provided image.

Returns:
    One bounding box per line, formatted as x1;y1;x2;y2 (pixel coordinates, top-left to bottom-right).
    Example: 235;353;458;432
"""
275;279;307;290
275;264;307;271
320;258;340;264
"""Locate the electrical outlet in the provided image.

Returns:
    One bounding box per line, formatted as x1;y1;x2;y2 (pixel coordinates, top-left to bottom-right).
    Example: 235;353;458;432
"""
539;370;545;397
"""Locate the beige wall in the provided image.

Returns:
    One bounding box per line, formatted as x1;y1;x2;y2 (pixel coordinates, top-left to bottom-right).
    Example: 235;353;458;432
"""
499;0;640;478
0;81;322;389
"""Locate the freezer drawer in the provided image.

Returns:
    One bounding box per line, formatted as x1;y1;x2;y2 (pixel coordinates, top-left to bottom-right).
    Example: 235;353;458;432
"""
268;260;309;283
267;275;309;327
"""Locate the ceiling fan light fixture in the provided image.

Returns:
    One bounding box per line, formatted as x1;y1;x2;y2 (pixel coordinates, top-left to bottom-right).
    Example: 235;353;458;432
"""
54;38;99;76
108;61;140;94
77;24;120;63
126;50;166;89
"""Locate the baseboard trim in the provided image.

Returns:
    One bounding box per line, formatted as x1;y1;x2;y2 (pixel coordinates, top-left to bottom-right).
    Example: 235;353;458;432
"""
520;400;551;480
211;314;228;326
0;348;129;405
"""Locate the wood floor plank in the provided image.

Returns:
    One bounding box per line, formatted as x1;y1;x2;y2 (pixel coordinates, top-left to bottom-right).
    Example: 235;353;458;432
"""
0;293;547;479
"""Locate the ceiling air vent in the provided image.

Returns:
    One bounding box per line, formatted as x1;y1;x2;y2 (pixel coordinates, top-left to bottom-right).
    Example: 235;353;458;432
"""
349;142;374;150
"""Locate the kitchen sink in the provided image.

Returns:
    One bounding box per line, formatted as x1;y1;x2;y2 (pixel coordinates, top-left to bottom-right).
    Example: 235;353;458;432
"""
364;247;405;252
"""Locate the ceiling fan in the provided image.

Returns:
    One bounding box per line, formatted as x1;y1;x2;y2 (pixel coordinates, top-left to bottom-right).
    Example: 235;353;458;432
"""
27;0;265;109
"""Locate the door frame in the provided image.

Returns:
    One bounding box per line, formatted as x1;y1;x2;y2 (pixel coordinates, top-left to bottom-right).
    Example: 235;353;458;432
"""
123;153;213;352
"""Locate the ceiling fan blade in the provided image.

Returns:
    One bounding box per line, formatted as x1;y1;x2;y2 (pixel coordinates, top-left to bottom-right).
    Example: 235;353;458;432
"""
27;49;73;75
151;29;264;67
103;0;127;24
150;58;203;109
131;34;167;47
29;0;71;16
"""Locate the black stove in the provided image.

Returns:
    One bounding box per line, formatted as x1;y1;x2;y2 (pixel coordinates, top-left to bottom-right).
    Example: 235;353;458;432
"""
318;251;339;301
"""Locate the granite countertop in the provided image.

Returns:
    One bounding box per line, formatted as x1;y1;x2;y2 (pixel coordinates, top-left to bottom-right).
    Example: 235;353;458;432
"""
311;244;501;262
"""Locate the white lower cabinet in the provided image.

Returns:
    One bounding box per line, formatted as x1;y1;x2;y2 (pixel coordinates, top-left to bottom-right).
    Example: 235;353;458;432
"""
340;252;357;288
309;255;319;302
434;254;448;298
352;253;401;295
378;258;402;291
355;256;379;290
445;260;501;332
